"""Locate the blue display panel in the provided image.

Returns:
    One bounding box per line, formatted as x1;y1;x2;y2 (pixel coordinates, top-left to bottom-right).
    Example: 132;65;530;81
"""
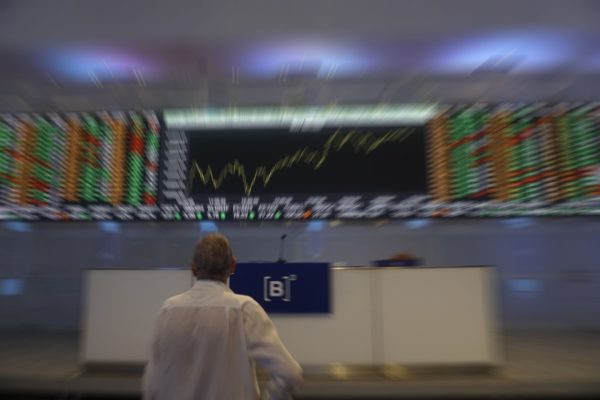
229;262;331;314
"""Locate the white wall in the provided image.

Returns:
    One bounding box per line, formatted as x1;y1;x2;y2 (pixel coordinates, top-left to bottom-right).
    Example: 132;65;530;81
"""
0;218;599;331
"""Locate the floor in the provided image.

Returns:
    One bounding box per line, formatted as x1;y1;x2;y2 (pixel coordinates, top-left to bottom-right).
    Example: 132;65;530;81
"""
0;331;599;399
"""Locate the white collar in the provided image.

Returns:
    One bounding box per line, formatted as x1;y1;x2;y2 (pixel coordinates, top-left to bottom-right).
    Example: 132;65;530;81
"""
193;279;231;291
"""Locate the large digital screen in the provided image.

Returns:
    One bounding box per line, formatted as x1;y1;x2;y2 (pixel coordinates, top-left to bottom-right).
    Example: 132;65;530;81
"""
1;105;598;220
0;111;160;220
160;125;427;220
186;127;426;196
427;106;600;217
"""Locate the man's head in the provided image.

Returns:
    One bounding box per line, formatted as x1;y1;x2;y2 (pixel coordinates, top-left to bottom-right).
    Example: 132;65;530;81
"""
191;233;236;282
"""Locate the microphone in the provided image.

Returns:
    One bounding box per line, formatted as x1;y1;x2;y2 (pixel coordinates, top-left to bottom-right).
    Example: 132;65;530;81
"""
277;233;288;263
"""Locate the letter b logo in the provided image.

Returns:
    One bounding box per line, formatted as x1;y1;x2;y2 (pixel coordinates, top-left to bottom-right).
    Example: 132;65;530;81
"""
263;275;296;302
269;280;285;298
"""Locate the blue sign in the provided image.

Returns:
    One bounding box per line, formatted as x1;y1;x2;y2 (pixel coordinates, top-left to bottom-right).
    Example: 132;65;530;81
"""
230;263;330;314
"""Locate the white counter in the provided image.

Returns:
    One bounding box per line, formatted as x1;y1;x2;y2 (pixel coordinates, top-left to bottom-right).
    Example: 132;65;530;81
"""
81;266;502;366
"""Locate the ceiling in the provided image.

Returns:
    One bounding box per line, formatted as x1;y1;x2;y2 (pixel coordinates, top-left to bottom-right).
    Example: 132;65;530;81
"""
1;0;600;112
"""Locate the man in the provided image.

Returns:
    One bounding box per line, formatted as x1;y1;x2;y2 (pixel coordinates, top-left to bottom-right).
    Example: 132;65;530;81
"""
143;233;302;400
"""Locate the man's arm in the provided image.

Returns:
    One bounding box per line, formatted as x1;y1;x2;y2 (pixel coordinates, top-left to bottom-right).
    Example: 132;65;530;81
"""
243;299;303;399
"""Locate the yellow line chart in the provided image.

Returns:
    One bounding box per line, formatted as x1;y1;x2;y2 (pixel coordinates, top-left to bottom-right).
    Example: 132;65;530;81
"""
187;127;417;195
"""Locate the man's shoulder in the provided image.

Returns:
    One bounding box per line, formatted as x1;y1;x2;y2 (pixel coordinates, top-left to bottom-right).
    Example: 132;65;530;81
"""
223;291;267;317
162;291;191;308
226;291;259;308
230;292;266;316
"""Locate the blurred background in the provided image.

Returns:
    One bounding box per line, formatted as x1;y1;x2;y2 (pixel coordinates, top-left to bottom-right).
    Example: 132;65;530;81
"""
0;0;599;399
1;0;600;110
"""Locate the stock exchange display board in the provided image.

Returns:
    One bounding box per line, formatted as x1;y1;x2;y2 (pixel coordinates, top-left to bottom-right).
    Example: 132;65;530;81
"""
1;105;599;221
159;125;427;220
0;111;160;220
427;106;600;217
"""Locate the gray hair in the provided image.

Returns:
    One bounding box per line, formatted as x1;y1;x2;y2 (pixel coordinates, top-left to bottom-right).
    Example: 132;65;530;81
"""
192;233;234;280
